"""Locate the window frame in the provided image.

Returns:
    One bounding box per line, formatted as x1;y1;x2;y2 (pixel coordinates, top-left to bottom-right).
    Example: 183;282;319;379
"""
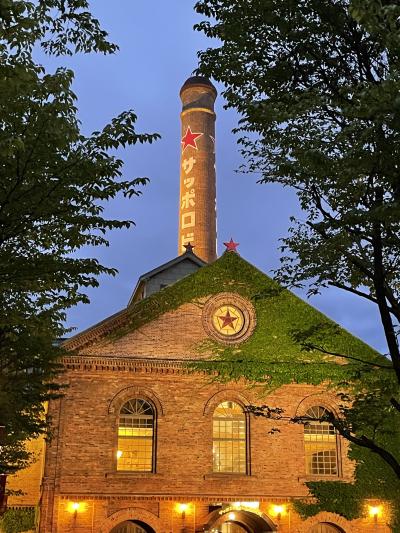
115;398;157;474
212;400;249;475
303;405;341;477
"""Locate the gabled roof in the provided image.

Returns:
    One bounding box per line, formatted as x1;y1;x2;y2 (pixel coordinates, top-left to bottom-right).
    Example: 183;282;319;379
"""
127;250;206;306
62;251;382;382
63;250;207;351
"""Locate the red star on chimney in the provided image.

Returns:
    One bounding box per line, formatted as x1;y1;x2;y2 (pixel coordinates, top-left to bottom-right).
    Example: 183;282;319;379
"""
223;238;239;252
181;126;203;152
183;242;195;253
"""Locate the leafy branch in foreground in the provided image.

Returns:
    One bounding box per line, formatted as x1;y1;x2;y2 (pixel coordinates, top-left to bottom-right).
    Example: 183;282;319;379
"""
195;0;400;525
0;0;160;474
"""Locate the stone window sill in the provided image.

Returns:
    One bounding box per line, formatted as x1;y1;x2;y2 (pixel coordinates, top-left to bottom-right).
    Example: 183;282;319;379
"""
298;475;351;483
105;471;162;479
204;473;251;480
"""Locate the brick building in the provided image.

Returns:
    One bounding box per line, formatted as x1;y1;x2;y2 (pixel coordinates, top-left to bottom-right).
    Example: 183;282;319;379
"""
6;77;392;532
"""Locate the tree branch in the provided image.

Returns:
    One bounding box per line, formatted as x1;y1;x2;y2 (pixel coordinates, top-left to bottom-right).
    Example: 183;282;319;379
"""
300;343;393;369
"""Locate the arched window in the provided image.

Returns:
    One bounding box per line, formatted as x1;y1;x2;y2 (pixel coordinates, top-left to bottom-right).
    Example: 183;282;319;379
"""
304;406;338;476
117;399;155;472
213;401;246;473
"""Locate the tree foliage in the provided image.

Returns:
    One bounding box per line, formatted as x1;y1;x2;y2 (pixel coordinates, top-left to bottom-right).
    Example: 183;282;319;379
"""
0;506;35;533
195;0;400;526
0;0;159;473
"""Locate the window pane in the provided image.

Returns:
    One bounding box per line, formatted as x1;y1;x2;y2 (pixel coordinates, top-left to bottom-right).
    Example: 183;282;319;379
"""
304;406;338;475
117;399;154;472
213;401;246;473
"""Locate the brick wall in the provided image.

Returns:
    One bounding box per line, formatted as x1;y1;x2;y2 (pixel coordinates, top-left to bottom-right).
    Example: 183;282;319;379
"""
80;301;209;358
42;368;351;497
7;435;45;507
9;298;390;532
36;361;389;532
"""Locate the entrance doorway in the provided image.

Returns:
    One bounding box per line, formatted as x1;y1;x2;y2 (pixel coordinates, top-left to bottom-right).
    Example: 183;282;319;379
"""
205;509;276;532
310;524;345;533
221;522;250;533
110;520;156;533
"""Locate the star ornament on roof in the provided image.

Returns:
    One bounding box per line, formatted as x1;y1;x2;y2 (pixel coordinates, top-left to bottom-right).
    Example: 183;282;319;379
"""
181;126;203;152
223;238;239;252
183;242;195;253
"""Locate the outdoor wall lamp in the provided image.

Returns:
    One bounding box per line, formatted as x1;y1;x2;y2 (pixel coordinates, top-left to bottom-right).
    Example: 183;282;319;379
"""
368;505;382;521
177;503;189;519
272;504;285;520
67;501;82;514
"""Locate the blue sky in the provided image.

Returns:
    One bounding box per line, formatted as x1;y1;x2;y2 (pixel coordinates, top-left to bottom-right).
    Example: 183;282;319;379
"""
41;1;386;354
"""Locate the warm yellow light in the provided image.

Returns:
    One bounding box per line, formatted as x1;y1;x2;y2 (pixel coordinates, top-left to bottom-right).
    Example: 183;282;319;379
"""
272;505;285;518
117;450;123;459
67;501;82;513
177;503;189;513
369;506;381;518
233;501;259;509
228;512;236;521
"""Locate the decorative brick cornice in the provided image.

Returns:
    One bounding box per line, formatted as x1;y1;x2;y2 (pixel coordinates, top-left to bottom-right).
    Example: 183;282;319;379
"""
62;309;129;351
58;493;298;502
62;355;199;374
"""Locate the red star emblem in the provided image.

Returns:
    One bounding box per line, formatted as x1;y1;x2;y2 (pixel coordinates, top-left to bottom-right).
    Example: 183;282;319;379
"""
223;238;239;252
183;242;195;253
218;309;238;330
181;126;203;152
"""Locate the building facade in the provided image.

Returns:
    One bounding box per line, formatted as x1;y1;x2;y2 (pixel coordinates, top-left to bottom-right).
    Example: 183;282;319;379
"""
10;250;390;533
6;78;392;533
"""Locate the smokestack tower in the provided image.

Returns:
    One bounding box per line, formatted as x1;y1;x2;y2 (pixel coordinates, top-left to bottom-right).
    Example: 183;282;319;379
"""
178;76;217;263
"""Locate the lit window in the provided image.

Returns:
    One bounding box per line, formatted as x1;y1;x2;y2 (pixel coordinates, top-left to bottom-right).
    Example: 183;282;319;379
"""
213;401;246;473
304;406;338;476
117;399;154;472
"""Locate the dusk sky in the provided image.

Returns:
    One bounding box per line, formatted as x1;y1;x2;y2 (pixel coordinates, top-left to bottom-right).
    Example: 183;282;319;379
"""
40;1;386;354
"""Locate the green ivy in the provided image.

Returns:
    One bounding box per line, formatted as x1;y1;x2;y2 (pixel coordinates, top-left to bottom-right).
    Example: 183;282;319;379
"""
106;251;381;388
0;507;35;533
294;442;400;532
85;251;397;528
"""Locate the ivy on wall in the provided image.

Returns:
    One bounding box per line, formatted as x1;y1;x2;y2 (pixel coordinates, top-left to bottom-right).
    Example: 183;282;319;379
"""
0;507;35;533
107;252;381;388
294;442;399;532
74;251;397;529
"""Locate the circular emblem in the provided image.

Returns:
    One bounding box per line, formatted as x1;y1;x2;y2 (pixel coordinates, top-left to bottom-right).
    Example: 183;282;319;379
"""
202;293;256;344
212;304;245;337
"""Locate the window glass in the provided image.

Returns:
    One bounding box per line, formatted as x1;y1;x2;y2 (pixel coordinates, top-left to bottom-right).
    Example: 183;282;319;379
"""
304;406;338;476
213;401;246;473
117;399;154;472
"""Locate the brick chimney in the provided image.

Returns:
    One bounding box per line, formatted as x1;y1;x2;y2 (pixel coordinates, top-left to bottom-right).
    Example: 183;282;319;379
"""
178;76;217;263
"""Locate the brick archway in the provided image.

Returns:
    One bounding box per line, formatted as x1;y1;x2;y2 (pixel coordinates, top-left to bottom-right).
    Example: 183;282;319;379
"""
293;512;355;533
108;386;164;416
99;507;164;533
204;508;277;532
294;393;341;419
203;389;251;416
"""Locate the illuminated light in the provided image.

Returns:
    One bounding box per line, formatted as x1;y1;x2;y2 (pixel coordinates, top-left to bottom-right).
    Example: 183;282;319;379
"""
369;506;381;518
228;513;236;521
233;501;259;509
116;450;123;459
176;503;189;515
272;505;285;518
176;503;189;521
67;502;81;513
